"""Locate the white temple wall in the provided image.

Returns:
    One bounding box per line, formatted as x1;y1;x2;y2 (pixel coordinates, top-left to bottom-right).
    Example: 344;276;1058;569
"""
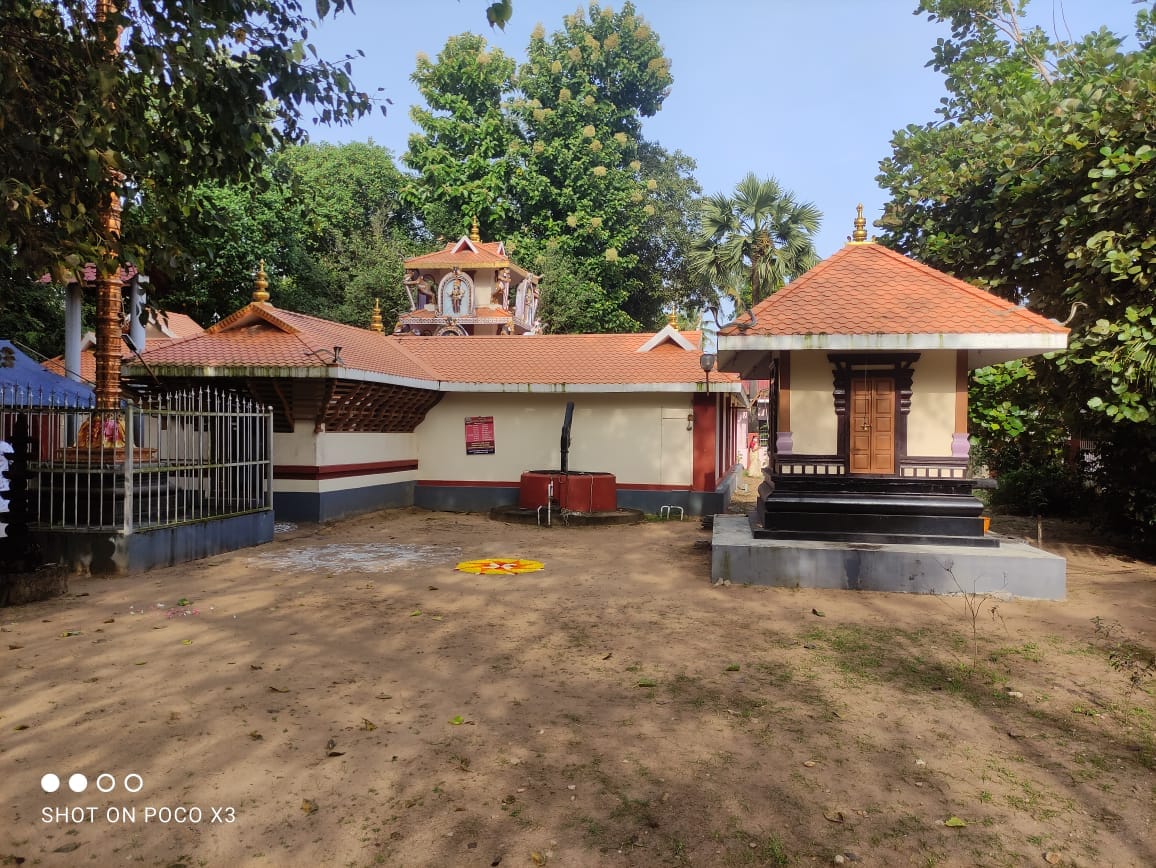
789;352;838;455
416;392;694;486
908;351;957;457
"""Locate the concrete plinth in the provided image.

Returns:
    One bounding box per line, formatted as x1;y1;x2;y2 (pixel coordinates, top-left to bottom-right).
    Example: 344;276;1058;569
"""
33;510;274;575
712;514;1066;600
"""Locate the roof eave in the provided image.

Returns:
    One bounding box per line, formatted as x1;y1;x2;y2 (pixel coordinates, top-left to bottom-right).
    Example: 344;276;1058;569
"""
718;332;1068;353
435;381;743;394
122;363;441;391
124;362;744;394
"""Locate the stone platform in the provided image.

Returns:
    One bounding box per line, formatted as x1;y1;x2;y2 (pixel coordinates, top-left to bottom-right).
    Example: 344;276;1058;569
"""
712;514;1066;600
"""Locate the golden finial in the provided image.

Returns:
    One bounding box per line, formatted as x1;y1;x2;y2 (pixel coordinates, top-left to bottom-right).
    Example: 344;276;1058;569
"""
667;311;678;328
253;260;270;303
470;216;481;243
370;297;384;332
851;204;868;243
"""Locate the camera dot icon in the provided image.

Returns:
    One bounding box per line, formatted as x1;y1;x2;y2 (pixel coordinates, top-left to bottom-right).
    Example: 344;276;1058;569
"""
42;771;142;794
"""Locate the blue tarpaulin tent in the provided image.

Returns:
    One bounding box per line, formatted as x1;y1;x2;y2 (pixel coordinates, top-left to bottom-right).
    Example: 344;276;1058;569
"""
0;340;94;406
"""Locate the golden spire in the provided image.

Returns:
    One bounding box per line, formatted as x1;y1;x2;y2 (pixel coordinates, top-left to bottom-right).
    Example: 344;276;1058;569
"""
253;260;270;303
470;216;481;243
370;297;384;332
851;204;868;243
667;310;678;328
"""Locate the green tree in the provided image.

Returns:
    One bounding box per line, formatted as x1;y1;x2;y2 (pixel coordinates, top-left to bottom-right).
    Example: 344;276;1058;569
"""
968;360;1085;515
510;3;675;331
146;141;421;326
0;0;381;280
689;173;821;311
625;143;702;326
403;2;695;333
282;141;422;254
403;34;521;241
0;261;65;359
876;0;1156;535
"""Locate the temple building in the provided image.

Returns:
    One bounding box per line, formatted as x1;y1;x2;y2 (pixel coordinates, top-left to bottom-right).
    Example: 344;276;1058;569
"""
395;219;541;336
712;207;1071;599
123;262;745;524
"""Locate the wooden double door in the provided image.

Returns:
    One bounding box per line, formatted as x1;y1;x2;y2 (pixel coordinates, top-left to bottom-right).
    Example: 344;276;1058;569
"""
849;375;895;475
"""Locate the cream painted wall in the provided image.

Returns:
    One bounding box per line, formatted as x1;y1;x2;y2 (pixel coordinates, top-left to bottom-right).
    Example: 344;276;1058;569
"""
417;393;694;485
789;352;837;455
273;424;416;467
317;432;415;466
272;469;418;494
273;422;319;465
908;351;957;457
472;271;495;308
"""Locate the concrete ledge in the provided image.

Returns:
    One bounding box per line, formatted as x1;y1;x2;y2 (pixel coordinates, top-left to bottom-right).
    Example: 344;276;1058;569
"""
275;481;415;523
34;510;274;575
711;514;1066;600
415;483;519;513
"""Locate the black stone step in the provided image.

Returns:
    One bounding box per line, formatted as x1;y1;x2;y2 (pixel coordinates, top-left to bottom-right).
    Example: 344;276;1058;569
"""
763;492;983;517
750;527;1000;548
762;510;985;537
772;475;983;497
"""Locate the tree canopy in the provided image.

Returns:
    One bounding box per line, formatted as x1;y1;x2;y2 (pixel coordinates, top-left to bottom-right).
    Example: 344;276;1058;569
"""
145;141;425;329
689;173;821;316
403;2;700;333
0;0;382;282
877;0;1156;536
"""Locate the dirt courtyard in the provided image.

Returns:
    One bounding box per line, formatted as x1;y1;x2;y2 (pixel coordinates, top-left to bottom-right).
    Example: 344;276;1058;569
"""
1;507;1154;867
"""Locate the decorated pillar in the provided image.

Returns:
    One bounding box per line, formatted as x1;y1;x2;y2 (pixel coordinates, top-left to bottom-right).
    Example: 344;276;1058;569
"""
94;0;123;412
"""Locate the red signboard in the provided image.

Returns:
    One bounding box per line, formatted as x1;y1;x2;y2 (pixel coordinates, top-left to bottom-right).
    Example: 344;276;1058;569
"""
465;416;495;455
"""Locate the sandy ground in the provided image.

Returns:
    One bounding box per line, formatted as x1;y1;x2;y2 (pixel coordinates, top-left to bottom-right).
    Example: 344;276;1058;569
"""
1;505;1153;868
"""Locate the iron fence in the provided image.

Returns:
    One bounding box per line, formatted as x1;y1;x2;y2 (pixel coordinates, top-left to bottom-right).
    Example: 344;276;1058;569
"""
0;386;272;533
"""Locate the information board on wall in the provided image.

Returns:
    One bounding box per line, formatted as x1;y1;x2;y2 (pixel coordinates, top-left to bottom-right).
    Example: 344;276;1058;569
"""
464;416;495;455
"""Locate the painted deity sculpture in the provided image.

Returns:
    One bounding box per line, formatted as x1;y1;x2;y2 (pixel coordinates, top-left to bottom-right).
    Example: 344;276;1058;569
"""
405;269;437;310
493;267;511;307
514;277;530;323
75;415;126;447
448;268;465;314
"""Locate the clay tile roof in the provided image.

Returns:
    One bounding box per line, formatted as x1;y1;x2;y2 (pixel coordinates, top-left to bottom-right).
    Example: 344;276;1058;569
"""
401;309;443;320
719;243;1068;337
134;304;438;381
405;237;526;272
396;332;738;387
124;302;737;390
43;310;205;381
153;311;203;339
472;306;514;318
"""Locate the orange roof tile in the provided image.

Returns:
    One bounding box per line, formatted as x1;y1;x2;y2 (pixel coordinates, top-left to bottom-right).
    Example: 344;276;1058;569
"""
43;352;94;382
124;301;736;391
401;309;443;320
719;243;1068;338
43;311;205;382
472;306;514;318
152;311;203;339
397;332;737;387
133;304;439;382
404;237;531;275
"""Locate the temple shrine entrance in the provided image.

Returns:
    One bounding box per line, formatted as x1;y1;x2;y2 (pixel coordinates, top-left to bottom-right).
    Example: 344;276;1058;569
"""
849;375;895;475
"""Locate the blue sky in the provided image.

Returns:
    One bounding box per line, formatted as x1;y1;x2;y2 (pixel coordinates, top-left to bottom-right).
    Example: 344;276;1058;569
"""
308;0;1142;258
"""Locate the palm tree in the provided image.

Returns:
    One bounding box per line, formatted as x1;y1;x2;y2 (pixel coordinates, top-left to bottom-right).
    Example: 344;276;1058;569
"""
689;174;821;309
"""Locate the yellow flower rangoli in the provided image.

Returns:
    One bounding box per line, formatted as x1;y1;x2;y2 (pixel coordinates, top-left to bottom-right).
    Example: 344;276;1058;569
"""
455;557;544;575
